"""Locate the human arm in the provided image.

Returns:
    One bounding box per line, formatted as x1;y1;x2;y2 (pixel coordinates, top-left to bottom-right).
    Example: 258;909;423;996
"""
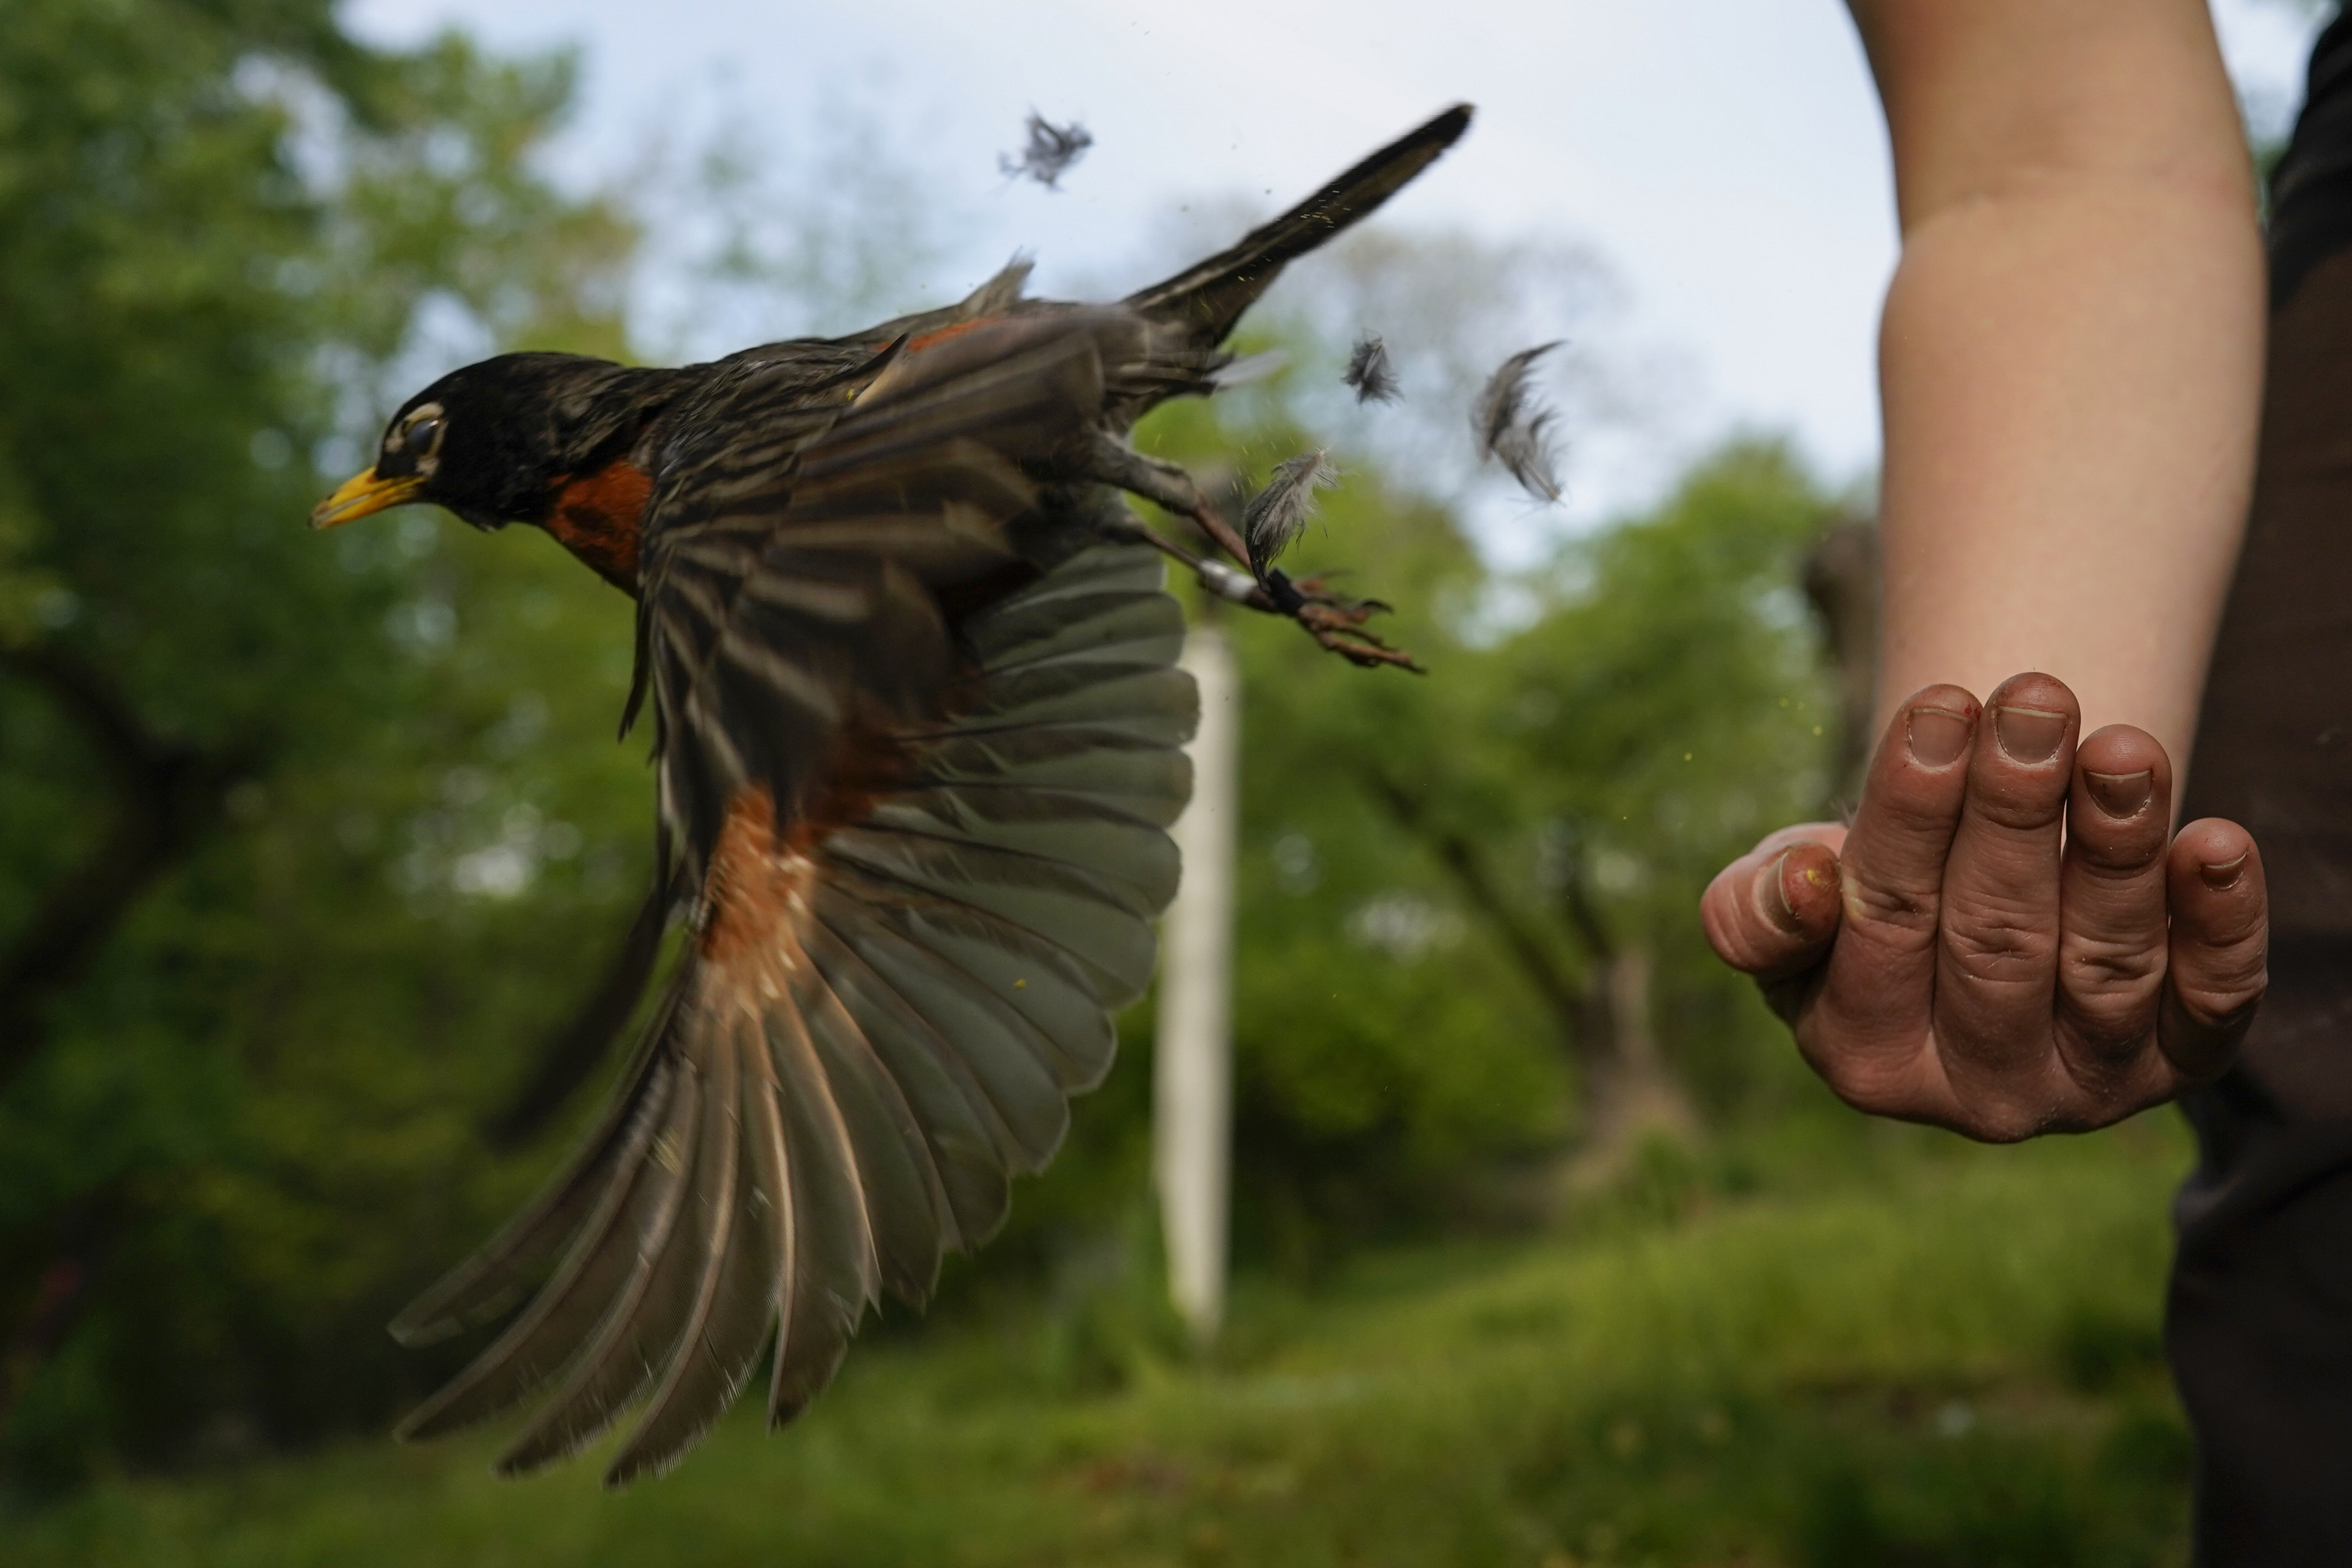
1699;0;2270;1139
1858;0;2262;755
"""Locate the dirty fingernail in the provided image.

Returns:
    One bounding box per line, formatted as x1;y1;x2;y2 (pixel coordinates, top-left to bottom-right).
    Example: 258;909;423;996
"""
1994;706;2068;764
1765;849;1803;933
1907;706;1972;767
2200;852;2248;890
2085;769;2152;819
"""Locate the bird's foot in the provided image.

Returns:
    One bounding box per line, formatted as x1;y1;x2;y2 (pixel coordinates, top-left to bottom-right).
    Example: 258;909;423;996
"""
1271;571;1421;671
1121;514;1422;672
1301;609;1420;670
1286;574;1393;625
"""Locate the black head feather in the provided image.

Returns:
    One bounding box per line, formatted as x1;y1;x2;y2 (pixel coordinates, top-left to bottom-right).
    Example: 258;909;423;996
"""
370;353;672;531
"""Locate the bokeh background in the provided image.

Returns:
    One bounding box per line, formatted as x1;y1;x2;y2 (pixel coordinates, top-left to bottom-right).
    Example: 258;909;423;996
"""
0;2;2327;1564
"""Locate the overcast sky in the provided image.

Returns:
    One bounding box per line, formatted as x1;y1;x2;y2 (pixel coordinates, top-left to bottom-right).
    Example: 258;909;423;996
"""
344;0;2325;538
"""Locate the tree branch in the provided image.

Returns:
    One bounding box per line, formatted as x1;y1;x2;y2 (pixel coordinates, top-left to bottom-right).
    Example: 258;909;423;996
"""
0;646;239;1086
1803;515;1881;803
1362;768;1602;1073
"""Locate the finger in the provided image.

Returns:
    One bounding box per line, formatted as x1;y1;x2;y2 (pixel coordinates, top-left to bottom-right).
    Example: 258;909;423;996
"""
1806;684;1979;1103
1931;673;2079;1105
1700;824;1847;979
2159;819;2268;1080
2052;725;2175;1092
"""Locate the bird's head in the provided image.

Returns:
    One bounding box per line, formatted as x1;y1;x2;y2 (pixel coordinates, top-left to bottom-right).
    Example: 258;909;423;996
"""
310;353;653;534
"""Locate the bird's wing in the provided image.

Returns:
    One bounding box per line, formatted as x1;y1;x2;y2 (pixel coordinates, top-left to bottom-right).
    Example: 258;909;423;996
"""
386;312;1197;1486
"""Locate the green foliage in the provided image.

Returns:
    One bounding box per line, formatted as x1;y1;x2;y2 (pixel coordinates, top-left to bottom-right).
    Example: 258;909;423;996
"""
0;0;643;1488
12;1123;2197;1566
1497;443;1838;872
323;35;638;362
1489;444;1846;1117
1113;392;1844;1275
1209;406;1570;1229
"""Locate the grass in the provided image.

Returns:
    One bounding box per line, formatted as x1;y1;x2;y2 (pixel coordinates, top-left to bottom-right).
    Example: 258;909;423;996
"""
13;1118;2197;1567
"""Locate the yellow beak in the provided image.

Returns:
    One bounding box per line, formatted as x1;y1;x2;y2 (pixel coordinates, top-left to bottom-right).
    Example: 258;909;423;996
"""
310;467;426;530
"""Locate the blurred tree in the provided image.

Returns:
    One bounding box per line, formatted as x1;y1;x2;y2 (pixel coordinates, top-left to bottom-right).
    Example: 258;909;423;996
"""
0;0;643;1488
1805;514;1882;800
1477;442;1843;1148
1123;390;1843;1267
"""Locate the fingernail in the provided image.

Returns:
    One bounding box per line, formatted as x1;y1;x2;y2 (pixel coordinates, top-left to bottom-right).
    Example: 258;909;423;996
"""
1907;706;1972;767
1993;706;2068;764
1766;849;1803;933
2200;852;2248;890
2085;769;2152;819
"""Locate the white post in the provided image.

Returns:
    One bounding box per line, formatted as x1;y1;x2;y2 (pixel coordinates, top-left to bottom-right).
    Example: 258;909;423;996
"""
1156;619;1239;1349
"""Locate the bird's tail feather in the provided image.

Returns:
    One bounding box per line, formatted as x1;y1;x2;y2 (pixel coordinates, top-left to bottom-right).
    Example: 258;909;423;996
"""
1123;103;1473;349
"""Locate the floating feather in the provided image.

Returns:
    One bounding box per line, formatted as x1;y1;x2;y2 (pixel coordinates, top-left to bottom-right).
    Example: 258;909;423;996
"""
1243;451;1340;574
1474;342;1565;503
999;114;1094;190
1343;333;1400;404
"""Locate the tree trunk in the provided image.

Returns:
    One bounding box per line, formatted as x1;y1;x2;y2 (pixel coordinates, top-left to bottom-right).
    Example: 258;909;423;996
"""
1802;515;1882;805
1566;947;1697;1185
0;647;243;1426
0;646;242;1087
1363;772;1696;1177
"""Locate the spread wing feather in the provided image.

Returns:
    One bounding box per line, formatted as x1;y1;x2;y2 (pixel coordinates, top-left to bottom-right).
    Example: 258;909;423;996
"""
391;309;1197;1484
386;1008;680;1349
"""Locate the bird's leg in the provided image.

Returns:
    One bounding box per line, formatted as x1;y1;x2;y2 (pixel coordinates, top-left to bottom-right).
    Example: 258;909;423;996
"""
1091;434;1422;672
1086;435;1255;569
1115;517;1285;619
1119;525;1421;671
1117;515;1243;590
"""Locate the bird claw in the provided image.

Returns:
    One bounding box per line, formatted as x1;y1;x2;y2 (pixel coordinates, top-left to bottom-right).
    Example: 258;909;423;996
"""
1287;575;1393;628
1297;603;1423;672
1252;567;1419;670
1114;501;1422;671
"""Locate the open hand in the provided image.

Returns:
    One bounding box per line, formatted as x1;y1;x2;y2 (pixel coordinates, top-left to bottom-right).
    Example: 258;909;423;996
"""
1701;673;2267;1140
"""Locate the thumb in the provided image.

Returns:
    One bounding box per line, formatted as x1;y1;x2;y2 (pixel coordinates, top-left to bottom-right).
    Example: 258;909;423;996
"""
1701;824;1847;981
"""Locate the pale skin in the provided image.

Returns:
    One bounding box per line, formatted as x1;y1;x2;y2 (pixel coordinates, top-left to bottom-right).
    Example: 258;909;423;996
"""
1701;0;2271;1140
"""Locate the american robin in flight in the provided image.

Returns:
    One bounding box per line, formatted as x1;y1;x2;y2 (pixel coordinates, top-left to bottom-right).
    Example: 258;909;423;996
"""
311;104;1471;1486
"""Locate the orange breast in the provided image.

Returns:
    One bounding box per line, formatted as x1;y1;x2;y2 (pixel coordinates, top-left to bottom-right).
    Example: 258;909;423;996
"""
546;460;654;590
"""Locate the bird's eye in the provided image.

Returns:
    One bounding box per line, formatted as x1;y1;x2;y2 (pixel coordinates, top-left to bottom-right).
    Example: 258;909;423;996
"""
403;413;445;451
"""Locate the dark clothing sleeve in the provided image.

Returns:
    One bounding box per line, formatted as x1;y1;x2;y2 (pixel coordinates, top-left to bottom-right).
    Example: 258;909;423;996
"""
2170;14;2352;1562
